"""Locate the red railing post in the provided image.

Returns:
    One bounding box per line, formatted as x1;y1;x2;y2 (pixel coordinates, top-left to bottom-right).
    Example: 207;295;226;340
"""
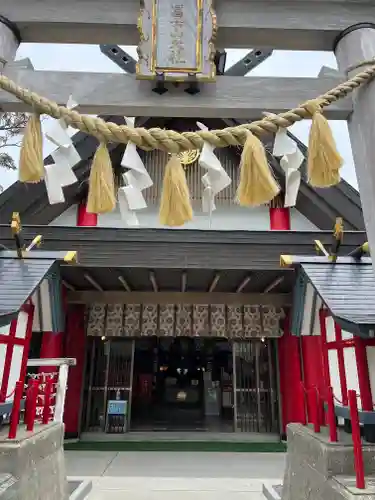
308;387;320;433
300;382;307;425
24;378;33;427
348;390;365;489
26;380;39;432
8;381;24;439
42;379;53;425
326;386;338;442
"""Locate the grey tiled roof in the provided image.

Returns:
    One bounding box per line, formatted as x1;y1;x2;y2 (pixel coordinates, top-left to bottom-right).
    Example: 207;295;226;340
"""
301;261;375;332
0;257;57;326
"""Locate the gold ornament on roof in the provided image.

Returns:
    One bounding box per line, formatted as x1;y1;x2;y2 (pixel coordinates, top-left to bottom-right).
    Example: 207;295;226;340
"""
176;149;200;166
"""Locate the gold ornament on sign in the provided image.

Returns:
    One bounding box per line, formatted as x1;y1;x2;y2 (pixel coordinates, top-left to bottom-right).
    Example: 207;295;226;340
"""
175;149;200;166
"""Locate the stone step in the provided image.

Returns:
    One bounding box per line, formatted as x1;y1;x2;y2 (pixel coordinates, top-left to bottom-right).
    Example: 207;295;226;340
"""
262;482;282;500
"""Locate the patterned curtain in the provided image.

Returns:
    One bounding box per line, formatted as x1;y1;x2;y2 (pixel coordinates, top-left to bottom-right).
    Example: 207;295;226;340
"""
86;303;285;338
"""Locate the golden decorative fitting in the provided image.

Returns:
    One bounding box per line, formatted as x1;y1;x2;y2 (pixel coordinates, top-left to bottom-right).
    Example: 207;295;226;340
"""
64;251;78;263
11;212;21;235
314;240;329;257
175;149;201;166
280;255;293;267
334;217;344;240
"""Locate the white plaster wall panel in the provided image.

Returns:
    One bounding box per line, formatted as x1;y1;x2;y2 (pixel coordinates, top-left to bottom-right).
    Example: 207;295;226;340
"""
301;283;314;336
50;203;320;231
366;346;375;408
6;345;23;402
49;205;77;226
290;209;319;231
0;344;7;391
39;280;53;331
312;297;323;336
325;315;336;343
31;291;41;332
344;347;361;408
15;311;28;339
0;323;10;336
328;349;341;403
341;329;353;341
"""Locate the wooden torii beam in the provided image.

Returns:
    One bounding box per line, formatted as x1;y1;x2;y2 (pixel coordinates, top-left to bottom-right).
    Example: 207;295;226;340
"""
2;0;375;50
0;69;351;119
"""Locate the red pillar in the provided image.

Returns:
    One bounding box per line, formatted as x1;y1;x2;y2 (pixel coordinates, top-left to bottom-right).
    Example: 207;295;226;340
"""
39;332;64;373
270;199;295;434
77;200;98;226
64;305;86;438
269;207;291;231
278;315;305;433
354;337;373;411
61;199;98;437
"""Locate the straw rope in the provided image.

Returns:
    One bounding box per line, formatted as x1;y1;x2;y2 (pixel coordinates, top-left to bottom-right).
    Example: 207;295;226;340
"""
1;64;375;152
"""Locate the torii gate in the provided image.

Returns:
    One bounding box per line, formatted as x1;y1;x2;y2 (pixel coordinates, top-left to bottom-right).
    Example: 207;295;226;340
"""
0;1;375;259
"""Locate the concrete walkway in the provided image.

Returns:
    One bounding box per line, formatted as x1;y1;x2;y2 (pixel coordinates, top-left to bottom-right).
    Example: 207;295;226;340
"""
65;451;286;499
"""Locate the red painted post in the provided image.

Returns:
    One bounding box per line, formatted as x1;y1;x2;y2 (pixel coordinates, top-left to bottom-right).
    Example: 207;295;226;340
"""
24;378;33;428
300;382;307;425
348;390;365;489
308;388;321;433
8;381;24;439
26;380;39;432
326;386;338;442
42;379;53;424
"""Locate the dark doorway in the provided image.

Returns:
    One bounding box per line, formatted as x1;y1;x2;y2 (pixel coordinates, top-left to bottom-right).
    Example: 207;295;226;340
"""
130;337;234;432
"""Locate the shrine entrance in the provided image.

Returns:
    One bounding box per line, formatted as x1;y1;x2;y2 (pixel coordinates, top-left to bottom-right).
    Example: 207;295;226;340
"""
81;336;279;435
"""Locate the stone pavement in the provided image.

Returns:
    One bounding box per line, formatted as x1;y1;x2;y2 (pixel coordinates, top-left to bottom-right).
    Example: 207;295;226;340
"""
65;450;286;499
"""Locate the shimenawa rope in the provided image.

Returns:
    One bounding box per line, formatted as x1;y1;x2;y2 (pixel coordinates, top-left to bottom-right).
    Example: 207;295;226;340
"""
1;64;375;152
1;63;375;221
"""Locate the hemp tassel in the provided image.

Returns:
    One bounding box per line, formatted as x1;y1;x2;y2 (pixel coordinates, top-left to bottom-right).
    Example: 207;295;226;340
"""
86;143;116;214
159;155;193;226
307;100;343;187
19;114;45;183
237;131;280;206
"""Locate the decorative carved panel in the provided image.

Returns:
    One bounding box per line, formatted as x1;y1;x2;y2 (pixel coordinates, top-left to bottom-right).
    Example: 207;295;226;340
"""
86;303;283;338
141;304;158;335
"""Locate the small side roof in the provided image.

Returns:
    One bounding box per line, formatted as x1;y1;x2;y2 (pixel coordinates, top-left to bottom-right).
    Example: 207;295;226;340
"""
0;251;74;326
285;254;375;336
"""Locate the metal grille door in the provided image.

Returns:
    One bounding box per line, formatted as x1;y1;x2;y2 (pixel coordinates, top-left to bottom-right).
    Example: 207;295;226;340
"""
233;340;278;433
83;338;134;433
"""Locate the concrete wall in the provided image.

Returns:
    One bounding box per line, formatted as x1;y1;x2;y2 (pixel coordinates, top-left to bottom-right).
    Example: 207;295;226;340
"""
50;203;319;231
0;422;68;500
283;424;375;500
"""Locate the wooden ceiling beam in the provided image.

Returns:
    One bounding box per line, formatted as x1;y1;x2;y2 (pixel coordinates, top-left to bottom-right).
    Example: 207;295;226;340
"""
83;273;103;291
0;69;351;119
118;275;131;292
208;273;221;292
263;276;285;293
149;271;158;292
236;275;252;293
67;291;292;306
181;271;187;293
3;0;374;50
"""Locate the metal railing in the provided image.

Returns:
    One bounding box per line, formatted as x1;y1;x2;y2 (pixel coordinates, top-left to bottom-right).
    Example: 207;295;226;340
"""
300;383;365;489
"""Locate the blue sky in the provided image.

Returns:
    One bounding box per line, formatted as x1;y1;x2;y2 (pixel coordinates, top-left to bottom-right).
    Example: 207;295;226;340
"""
2;44;357;191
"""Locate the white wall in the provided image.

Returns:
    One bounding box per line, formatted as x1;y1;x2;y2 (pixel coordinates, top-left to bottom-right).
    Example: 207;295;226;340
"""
50;203;319;231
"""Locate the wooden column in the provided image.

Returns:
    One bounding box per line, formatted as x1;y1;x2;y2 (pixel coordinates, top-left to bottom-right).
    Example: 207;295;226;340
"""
77;200;98;227
335;24;375;270
0;16;20;69
269;194;290;231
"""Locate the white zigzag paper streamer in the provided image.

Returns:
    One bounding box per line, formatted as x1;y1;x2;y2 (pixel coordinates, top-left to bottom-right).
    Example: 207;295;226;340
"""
44;96;79;204
197;122;231;226
272;126;304;208
118;117;153;226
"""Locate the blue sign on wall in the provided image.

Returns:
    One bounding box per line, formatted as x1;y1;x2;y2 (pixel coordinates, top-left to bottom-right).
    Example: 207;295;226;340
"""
107;400;127;416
